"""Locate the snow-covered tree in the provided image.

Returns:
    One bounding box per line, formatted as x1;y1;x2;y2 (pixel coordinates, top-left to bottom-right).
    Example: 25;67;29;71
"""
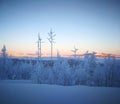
71;46;78;58
0;45;8;79
83;51;97;85
83;51;89;70
1;45;7;58
88;52;96;77
37;33;43;60
104;55;119;87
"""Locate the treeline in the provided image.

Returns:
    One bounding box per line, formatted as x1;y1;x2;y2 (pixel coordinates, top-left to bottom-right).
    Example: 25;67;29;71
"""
0;54;120;87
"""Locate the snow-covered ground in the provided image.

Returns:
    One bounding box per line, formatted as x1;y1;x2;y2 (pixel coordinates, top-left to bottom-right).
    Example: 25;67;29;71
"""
0;80;120;104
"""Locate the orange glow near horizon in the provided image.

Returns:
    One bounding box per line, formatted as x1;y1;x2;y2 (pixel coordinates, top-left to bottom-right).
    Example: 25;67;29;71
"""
8;52;37;58
6;51;120;58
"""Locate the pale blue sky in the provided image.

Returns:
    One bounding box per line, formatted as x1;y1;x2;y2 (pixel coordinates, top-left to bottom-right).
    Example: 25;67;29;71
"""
0;0;120;57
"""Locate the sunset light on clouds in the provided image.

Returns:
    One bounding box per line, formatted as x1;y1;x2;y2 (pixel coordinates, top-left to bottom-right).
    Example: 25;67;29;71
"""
0;0;120;57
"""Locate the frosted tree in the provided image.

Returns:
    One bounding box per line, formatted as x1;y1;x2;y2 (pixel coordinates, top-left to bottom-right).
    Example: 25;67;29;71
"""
84;51;97;85
47;29;56;60
1;45;7;67
71;46;78;58
1;45;7;58
83;51;89;70
0;45;13;79
104;55;118;87
37;33;43;60
89;52;97;75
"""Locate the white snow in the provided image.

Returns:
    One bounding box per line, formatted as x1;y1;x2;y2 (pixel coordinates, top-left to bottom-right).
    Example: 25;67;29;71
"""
0;80;120;104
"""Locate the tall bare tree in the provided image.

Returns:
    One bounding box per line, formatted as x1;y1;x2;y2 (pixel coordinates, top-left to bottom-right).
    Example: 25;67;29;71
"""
47;29;56;60
37;33;43;60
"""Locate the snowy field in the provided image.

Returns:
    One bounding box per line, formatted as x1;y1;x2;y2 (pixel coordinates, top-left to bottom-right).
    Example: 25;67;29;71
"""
0;80;120;104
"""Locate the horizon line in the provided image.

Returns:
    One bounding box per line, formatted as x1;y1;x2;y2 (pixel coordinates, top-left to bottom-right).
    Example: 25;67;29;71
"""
1;52;120;58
